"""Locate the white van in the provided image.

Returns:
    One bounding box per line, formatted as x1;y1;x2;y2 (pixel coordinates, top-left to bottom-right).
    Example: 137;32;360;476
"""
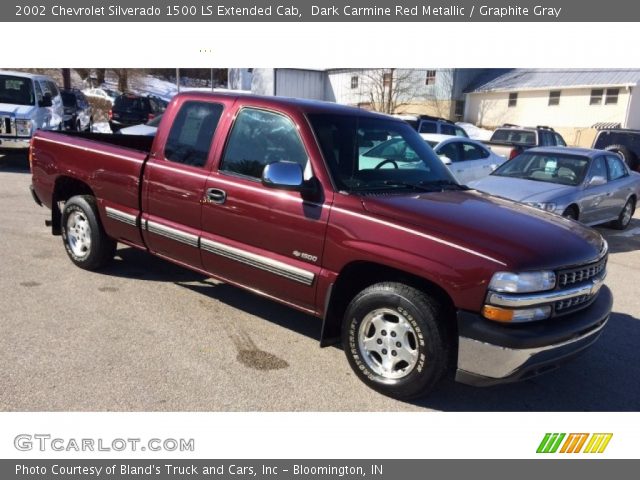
0;70;64;150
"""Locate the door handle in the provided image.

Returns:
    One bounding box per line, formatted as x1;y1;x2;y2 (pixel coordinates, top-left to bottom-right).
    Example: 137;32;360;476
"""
205;188;226;204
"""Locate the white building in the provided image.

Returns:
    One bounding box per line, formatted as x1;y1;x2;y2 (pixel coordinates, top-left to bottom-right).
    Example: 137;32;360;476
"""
464;69;640;146
228;68;485;120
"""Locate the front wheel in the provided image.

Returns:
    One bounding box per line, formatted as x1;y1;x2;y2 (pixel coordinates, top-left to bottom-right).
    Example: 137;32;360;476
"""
61;195;116;270
342;282;452;400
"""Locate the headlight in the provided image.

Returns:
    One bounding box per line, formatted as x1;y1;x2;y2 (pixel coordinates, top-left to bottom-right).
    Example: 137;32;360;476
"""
526;202;557;212
15;119;33;137
489;271;556;293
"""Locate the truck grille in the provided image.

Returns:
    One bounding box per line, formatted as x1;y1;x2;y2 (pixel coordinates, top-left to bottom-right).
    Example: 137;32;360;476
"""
555;294;592;312
557;257;607;288
0;116;13;135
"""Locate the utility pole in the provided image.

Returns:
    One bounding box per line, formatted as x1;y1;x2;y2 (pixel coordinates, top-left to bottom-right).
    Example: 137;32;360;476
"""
61;69;71;90
176;68;180;93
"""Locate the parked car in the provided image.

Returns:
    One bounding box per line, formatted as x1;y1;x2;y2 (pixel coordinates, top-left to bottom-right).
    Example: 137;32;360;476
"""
30;93;612;399
393;114;469;137
116;113;163;136
60;89;93;132
108;93;166;132
591;128;640;171
0;70;63;150
83;88;116;103
421;133;506;183
484;125;567;160
470;147;639;229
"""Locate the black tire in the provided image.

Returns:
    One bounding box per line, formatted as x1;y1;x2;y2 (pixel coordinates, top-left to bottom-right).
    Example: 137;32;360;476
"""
61;195;116;270
562;206;579;221
76;121;81;132
86;118;93;132
342;282;452;400
604;145;639;171
610;197;636;230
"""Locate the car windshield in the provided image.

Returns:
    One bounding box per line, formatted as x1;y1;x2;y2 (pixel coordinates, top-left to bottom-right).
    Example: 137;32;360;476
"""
308;114;457;193
491;129;536;146
61;92;76;107
0;75;35;106
492;152;590;186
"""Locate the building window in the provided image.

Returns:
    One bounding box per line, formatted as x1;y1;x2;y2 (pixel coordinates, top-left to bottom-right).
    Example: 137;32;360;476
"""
383;73;392;88
350;76;358;89
454;100;465;118
508;92;518;107
605;88;619;105
548;90;561;106
425;70;437;85
590;89;604;105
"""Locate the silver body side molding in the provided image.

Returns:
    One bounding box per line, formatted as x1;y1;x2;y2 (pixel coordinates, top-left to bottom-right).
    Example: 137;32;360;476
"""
146;220;199;248
200;238;315;286
105;207;137;227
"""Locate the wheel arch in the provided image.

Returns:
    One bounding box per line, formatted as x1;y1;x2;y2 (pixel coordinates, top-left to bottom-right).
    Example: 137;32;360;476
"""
50;176;96;235
320;261;457;349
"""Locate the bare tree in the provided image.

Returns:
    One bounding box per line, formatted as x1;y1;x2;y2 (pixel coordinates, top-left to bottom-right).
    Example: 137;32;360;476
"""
95;69;106;85
359;69;428;113
112;69;129;92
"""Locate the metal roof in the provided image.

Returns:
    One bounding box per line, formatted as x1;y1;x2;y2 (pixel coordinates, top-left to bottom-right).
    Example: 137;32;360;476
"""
468;69;640;93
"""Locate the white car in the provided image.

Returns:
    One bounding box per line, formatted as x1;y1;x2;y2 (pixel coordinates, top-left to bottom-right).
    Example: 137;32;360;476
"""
421;133;506;184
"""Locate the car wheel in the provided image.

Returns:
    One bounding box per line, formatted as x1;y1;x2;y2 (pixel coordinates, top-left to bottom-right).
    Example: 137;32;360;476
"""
611;198;636;230
562;206;579;221
61;195;116;270
604;145;639;171
342;282;452;400
87;118;93;132
76;121;81;132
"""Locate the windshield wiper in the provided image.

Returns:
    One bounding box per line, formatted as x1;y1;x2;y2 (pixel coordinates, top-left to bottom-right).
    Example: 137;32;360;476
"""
350;180;435;193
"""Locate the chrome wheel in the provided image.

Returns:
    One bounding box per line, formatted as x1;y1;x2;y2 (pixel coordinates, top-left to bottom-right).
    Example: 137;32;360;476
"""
66;211;92;258
358;308;419;380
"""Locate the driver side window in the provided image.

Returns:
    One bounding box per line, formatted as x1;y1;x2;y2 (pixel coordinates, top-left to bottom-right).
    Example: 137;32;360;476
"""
437;143;460;162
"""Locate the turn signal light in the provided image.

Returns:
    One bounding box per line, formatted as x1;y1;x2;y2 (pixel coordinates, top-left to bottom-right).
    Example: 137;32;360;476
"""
482;305;514;323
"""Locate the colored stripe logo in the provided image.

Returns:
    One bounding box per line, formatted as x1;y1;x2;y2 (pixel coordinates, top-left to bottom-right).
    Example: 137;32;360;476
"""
537;433;612;453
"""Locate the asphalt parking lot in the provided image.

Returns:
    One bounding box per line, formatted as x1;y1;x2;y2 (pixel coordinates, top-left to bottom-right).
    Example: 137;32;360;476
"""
1;152;639;412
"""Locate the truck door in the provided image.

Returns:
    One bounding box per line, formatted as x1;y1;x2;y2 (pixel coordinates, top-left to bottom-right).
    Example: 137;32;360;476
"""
199;106;330;311
141;98;227;268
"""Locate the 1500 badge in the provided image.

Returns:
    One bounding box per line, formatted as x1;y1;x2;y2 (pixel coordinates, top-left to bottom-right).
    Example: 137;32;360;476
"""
293;250;318;263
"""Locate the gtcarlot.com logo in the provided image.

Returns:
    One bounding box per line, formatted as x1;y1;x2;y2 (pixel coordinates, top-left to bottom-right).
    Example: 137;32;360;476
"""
536;433;613;454
14;434;195;452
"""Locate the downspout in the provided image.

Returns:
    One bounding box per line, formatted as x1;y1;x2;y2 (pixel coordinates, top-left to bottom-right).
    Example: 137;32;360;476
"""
623;84;634;128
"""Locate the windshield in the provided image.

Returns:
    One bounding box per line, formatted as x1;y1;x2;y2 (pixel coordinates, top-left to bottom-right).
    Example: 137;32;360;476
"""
0;75;35;106
492;152;590;186
491;129;536;146
308;114;456;193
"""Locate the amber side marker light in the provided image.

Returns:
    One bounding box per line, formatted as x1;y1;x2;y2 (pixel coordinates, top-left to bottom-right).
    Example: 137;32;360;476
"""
482;305;514;323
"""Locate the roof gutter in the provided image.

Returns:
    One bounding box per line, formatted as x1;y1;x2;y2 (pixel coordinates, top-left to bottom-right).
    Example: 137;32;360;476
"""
469;83;637;94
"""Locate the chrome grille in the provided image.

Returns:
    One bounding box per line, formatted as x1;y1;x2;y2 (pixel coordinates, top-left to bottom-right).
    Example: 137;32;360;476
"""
555;294;592;312
557;257;607;288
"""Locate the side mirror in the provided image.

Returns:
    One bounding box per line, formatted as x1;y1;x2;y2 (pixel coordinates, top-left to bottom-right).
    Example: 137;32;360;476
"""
262;161;305;191
588;175;607;187
439;155;452;166
39;93;53;108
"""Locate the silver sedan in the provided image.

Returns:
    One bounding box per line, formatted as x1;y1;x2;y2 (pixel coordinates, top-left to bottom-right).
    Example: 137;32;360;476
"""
470;146;640;230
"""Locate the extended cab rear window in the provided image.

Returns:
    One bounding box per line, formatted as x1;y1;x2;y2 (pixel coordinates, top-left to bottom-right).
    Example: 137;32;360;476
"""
164;101;223;168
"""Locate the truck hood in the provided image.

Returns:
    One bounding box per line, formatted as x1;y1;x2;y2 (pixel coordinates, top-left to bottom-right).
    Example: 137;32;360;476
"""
469;176;576;202
0;103;36;119
360;189;606;270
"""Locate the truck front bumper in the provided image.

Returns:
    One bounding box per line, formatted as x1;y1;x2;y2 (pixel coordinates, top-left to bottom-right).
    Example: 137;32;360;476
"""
455;285;612;386
0;136;30;150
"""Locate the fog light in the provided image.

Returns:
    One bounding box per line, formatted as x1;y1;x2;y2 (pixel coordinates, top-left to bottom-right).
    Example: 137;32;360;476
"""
482;305;552;323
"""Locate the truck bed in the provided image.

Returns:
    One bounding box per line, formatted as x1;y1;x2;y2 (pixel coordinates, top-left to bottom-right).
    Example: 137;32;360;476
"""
48;130;155;153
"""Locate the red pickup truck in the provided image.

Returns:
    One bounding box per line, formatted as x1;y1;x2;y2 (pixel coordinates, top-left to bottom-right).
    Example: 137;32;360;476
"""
29;92;612;399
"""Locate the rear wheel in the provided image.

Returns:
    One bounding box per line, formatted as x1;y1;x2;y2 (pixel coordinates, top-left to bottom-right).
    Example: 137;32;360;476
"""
342;282;452;400
611;198;636;230
61;195;116;270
